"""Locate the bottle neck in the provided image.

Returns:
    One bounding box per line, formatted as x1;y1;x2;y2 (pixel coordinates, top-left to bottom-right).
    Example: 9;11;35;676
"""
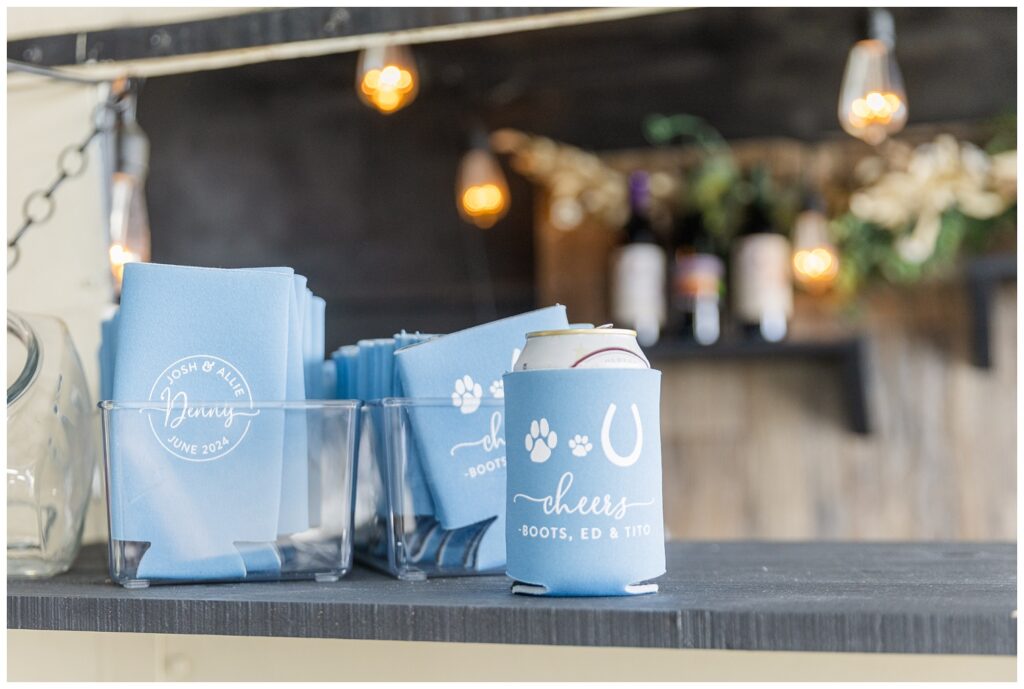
625;172;657;244
741;202;775;235
673;212;717;255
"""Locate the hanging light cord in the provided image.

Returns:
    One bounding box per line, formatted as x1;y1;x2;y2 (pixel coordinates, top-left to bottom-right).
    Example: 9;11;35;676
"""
7;60;126;270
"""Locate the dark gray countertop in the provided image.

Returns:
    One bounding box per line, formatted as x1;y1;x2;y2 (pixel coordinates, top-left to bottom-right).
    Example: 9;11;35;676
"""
8;542;1016;655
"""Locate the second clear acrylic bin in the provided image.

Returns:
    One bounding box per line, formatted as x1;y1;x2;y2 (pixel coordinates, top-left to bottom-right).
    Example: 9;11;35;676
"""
101;400;359;587
354;399;506;580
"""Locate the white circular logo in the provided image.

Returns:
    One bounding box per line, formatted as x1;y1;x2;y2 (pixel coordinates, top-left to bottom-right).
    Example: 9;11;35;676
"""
147;355;258;462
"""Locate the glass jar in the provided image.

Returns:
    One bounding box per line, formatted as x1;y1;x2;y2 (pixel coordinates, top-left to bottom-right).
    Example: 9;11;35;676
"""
7;311;96;577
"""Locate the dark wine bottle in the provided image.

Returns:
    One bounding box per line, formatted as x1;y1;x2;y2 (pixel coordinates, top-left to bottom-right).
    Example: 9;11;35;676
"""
610;172;667;346
730;199;793;342
671;211;723;344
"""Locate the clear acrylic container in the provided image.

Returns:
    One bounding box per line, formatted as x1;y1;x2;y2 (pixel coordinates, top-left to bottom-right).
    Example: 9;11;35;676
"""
354;398;505;580
101;400;359;587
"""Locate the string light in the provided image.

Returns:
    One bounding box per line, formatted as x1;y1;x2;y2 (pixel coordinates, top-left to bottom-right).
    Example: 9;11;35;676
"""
791;200;839;292
108;86;151;293
456;131;510;229
356;44;419;114
838;9;907;145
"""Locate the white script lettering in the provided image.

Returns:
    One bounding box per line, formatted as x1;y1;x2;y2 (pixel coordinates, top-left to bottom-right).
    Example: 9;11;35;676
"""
450;411;506;457
512;471;655;521
158;388;261;430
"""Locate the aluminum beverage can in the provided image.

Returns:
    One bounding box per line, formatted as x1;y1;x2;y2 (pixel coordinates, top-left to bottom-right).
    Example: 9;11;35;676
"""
513;326;650;370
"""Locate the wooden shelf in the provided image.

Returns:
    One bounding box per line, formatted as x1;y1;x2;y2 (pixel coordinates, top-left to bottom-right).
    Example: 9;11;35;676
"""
647;335;871;434
7;541;1015;655
6;8;619;67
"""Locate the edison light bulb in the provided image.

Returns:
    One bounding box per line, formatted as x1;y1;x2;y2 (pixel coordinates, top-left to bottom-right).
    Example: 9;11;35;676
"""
356;44;419;114
791;207;839;292
838;38;907;145
457;147;510;229
108;111;151;293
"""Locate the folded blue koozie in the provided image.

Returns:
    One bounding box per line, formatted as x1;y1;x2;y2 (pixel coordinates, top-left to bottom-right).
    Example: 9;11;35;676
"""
332;345;359;399
110;263;296;581
394;306;568;570
258;269;310;542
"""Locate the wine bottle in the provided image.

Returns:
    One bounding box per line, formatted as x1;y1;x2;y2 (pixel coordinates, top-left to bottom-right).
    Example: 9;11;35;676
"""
610;171;667;347
671;211;723;345
730;199;793;342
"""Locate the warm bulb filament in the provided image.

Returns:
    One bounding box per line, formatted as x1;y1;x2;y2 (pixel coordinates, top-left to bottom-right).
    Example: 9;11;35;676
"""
360;65;416;113
848;90;903;127
109;243;141;285
793;247;839;282
461;183;506;216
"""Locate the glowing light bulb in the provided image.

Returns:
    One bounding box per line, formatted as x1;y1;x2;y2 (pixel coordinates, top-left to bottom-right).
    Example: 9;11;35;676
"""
838;38;907;145
356;44;419;115
108;241;141;286
108;108;151;294
791;207;839;292
456;146;510;229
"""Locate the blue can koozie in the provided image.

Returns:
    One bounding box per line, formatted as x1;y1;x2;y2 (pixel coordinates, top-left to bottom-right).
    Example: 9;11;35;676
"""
503;368;665;596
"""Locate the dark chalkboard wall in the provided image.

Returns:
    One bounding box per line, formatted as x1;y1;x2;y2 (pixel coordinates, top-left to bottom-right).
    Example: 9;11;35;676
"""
138;7;1015;348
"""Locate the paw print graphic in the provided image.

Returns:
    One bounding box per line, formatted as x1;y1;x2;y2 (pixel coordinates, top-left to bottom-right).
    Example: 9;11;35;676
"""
569;434;593;458
525;418;557;463
489;379;504;399
451;375;482;414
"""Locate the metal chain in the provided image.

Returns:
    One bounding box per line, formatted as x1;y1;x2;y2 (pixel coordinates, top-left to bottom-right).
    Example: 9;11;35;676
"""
8;97;123;270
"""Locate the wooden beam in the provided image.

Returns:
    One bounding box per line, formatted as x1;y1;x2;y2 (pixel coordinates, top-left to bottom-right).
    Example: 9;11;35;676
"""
6;7;685;79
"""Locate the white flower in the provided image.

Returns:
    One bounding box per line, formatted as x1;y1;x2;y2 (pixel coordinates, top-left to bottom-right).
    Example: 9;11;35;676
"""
850;135;1014;264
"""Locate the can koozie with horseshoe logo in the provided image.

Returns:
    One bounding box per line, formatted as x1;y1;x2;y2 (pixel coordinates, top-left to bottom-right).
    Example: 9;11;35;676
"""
502;368;665;596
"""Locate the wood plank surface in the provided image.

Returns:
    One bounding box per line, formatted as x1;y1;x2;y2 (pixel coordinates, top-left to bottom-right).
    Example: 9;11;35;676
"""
8;542;1016;655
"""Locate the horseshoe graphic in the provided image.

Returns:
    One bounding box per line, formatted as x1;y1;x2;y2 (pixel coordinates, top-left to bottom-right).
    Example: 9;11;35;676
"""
601;403;643;467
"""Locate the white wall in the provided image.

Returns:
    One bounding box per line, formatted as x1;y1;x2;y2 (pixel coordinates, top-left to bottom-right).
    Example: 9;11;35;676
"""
6;7;258;544
7;72;115;541
7;631;1015;681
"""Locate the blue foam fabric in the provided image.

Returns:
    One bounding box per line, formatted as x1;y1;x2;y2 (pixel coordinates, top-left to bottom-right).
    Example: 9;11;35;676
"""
355;340;374;401
376;339;395;400
242;269;309;575
305;296;327;527
332;345;359;399
99;310;120;401
503;368;666;596
110;263;296;581
392;332;437;395
390;333;437;517
277;272;311;539
394;305;568;571
309;297;326;399
102;268;325;578
321;359;337;400
301;289;327;400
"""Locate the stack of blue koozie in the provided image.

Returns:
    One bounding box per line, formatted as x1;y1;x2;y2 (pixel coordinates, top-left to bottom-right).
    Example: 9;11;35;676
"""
100;263;327;582
337;306;570;573
103;268;665;594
